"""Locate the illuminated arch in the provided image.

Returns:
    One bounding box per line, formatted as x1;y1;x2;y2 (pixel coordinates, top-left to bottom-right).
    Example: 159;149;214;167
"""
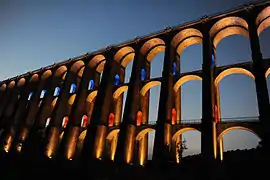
217;126;260;142
136;128;155;141
140;38;165;62
172;28;203;56
8;81;15;89
265;67;270;78
41;70;52;81
29;74;39;82
53;87;60;96
256;6;270;35
86;90;98;104
81;115;88;128
62;116;69;128
140;81;161;96
51;97;58;110
0;84;7;91
173;75;202;92
70;60;85;75
172;127;200;143
88;80;95;90
106;129;120;141
215;67;255;85
108;113;115;127
137;111;143;126
88;54;106;68
69;83;76;93
17;78;26;87
76;130;87;156
114;46;135;67
114;74;120;86
40;90;46;99
210;17;249;48
113;85;128;100
97;61;106;73
77;67;85;79
54;66;67;79
68;94;76;106
59;131;65;142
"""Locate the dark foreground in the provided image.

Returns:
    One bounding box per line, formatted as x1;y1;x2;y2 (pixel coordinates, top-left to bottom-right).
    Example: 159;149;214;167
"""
0;148;269;180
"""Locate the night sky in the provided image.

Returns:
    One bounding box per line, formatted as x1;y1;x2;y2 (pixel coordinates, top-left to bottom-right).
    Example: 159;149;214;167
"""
0;0;269;158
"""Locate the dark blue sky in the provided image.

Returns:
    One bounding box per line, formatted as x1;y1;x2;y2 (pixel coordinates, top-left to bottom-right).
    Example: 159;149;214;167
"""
1;0;269;157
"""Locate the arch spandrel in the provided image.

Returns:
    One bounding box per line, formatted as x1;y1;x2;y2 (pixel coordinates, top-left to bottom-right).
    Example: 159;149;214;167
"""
140;38;165;62
172;28;203;55
256;6;270;35
41;70;52;81
210;17;249;48
113;85;128;100
114;46;135;68
215;67;255;85
173;75;202;92
140;81;161;96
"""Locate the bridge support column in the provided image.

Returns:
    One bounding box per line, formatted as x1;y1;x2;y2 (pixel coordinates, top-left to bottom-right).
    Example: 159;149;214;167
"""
114;42;144;165
201;24;216;165
248;12;270;153
44;67;80;159
58;61;97;161
114;68;125;126
82;48;120;165
152;34;174;164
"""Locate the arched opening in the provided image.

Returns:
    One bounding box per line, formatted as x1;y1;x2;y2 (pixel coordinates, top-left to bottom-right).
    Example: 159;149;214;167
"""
108;113;115;127
113;85;128;123
69;83;76;94
181;79;202;122
53;87;60;96
218;127;260;161
135;128;155;164
88;80;95;90
174;75;202;123
28;92;33;101
62;116;69;128
172;28;203;73
171;108;176;125
209;17;250;67
81;115;88;128
45;117;51;128
137;111;143;126
140;38;165;79
172;128;201;162
114;74;120;86
105;129;120;161
75;130;87;157
216;69;258;119
114;46;135;84
141;69;146;81
40;90;46;99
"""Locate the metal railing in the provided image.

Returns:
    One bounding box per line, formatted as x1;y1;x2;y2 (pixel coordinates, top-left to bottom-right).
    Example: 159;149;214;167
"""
146;116;259;125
